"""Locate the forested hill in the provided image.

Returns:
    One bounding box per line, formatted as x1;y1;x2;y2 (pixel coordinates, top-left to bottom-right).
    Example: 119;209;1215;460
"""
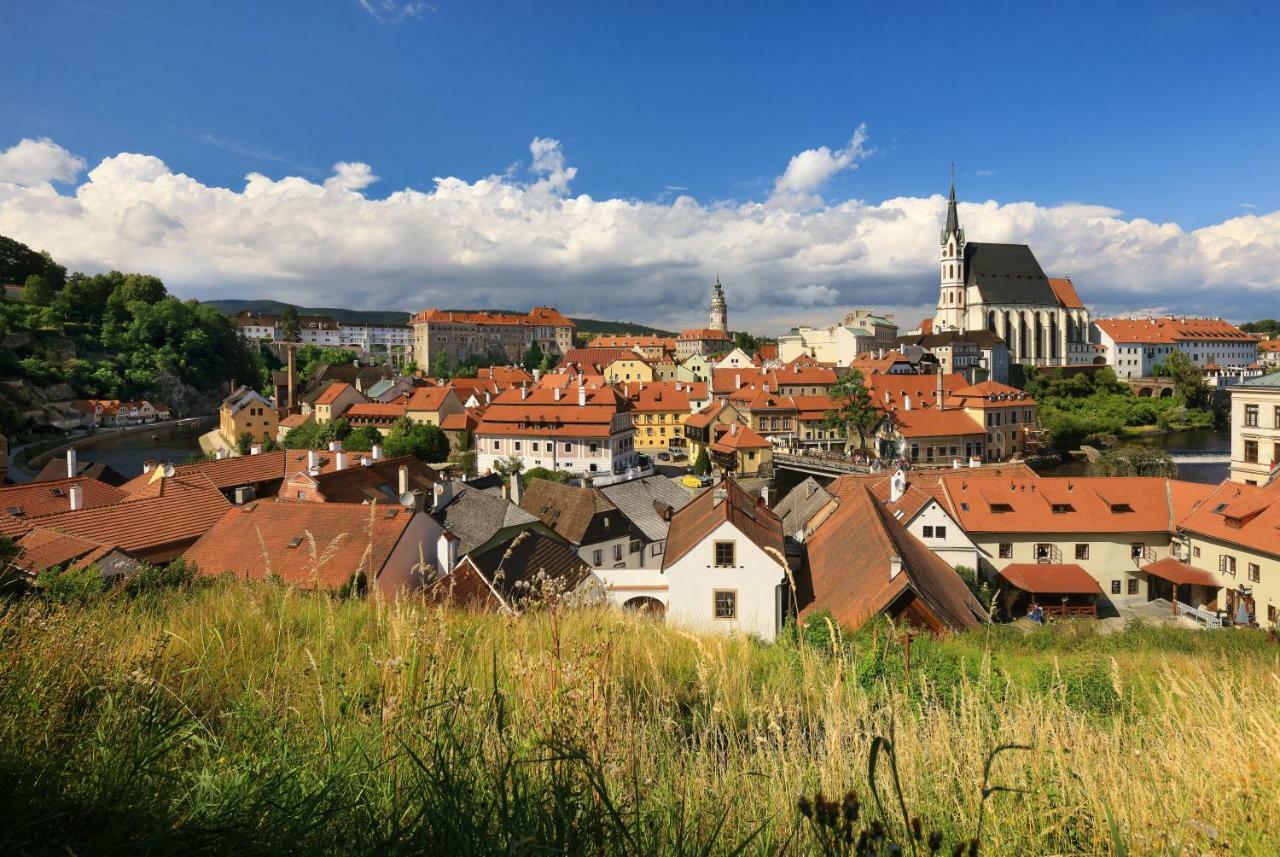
202;298;677;337
0;234;261;434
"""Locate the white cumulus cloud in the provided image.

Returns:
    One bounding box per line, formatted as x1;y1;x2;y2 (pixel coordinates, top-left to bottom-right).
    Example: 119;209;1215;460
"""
1;132;1278;335
771;124;871;207
0;138;87;186
358;0;433;23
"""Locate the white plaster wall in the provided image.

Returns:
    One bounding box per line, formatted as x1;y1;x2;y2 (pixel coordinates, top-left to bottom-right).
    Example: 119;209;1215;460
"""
664;519;786;641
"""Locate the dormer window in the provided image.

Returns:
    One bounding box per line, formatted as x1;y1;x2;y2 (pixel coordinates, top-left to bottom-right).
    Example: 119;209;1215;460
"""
990;503;1013;513
1051;503;1074;513
1110;503;1133;513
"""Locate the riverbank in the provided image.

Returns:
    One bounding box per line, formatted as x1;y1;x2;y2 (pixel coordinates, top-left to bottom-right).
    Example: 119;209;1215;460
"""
8;417;215;483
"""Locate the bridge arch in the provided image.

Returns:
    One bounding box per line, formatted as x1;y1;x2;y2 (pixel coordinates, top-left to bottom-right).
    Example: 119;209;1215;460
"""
623;596;665;616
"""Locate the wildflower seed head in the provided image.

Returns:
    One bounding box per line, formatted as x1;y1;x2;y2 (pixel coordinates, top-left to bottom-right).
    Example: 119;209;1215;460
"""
798;795;813;818
911;817;923;841
928;830;944;853
967;838;980;857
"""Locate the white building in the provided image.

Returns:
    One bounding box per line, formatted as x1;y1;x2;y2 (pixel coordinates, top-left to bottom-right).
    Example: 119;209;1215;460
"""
339;322;414;365
475;383;638;478
1227;370;1280;484
1093;317;1259;379
778;310;898;366
662;479;790;641
232;310;341;347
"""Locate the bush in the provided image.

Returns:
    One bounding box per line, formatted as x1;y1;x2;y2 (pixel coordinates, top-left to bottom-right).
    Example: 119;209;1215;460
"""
35;564;105;605
123;558;199;597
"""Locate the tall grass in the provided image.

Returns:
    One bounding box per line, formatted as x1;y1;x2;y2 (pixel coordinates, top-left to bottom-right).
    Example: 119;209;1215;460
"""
0;582;1277;855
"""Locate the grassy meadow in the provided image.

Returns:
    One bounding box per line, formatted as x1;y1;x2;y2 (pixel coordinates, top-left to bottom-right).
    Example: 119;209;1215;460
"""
1;580;1278;855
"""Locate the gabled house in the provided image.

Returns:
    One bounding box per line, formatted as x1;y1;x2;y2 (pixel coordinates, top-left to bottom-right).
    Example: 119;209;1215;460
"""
519;478;639;571
424;529;601;611
311;382;367;424
662;479;790;641
219;386;278;446
798;485;988;634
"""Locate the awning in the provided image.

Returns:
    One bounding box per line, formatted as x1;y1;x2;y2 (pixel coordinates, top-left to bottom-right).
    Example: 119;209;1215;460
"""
1142;558;1220;588
997;563;1102;595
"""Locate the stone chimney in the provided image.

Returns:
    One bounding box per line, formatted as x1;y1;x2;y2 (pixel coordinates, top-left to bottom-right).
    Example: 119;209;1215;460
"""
68;484;83;512
510;472;522;505
308;449;319;472
66;448;77;479
334;452;347;471
520;384;528;400
436;530;459;576
398;464;409;497
578;384;586;407
903;394;912;411
735;373;741;389
250;443;262;455
432;480;455;513
759;484;770;506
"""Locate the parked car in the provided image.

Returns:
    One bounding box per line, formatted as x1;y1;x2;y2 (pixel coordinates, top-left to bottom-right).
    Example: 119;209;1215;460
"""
680;475;704;489
657;451;671;462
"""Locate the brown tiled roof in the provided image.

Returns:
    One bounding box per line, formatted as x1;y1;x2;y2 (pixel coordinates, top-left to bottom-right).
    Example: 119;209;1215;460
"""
710;423;771;451
0;477;129;538
561;347;643;368
865;372;969;413
184;500;415;590
800;486;987;633
32;459;128;486
996;563;1101;595
287;456;437;503
662;478;784;570
119;451;290;495
405;386;457;413
31;475;230;554
1095;317;1257;344
13;528;112;573
947;379;1036;409
1178;479;1280;557
940;475;1189;535
891;408;985;438
620;381;707;412
315;382;352;406
519;479;618;545
678;328;733;341
467;529;593;598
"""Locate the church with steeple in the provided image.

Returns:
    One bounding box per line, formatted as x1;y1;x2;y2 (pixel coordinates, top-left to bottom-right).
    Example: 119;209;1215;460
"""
932;179;1093;367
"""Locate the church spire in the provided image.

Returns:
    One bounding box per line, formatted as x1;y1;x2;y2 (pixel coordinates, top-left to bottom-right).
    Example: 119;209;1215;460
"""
941;167;962;244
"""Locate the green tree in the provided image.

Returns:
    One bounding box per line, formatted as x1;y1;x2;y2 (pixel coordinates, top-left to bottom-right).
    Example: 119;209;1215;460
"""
383;418;450;463
524;341;544;370
1163;351;1211;409
491;454;525;483
22;274;55;306
431;349;450;381
280;305;301;342
236;431;255;455
1090;445;1178;477
824;368;878;453
343;424;383;452
692;447;711;475
521;466;571;489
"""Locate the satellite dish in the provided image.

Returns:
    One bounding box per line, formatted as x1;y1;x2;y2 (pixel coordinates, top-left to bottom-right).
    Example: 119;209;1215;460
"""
162;463;176;478
399;491;416;508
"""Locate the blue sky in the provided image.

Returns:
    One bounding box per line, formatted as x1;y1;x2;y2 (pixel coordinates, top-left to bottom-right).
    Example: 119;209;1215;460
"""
2;0;1279;331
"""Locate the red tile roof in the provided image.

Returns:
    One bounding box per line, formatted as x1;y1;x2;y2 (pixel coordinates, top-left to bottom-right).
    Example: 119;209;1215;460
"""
411;307;573;328
710;423;771;452
13;528;112;573
0;477;129;537
1142;558;1219;588
620;381;706;412
184;500;415;590
865;372;969;413
588;335;675;350
119;451;290;495
891;408;985;438
940;475;1194;534
996;563;1101;594
1047;277;1085;309
315;382;352;406
662;478;784;570
1178;479;1280;557
1094;317;1257;345
476;384;628;439
678;328;733;341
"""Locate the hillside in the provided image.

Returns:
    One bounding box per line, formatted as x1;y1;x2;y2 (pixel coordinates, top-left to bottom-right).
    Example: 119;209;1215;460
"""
2;579;1276;855
202;298;677;337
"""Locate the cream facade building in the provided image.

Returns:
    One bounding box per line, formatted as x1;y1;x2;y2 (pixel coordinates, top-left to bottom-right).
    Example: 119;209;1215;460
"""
778;310;898;366
1228;371;1280;484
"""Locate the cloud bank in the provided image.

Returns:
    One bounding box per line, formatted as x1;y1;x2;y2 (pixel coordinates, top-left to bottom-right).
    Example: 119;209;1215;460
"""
1;134;1278;334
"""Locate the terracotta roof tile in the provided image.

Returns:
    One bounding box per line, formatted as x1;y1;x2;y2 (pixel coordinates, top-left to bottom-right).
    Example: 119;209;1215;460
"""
996;563;1101;594
0;477;128;538
662;478;784;570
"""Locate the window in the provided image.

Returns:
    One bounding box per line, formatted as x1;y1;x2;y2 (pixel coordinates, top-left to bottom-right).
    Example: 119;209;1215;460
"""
1270;605;1277;625
1245;404;1259;427
1075;544;1090;560
1130;543;1144;560
1034;544;1053;562
1249;562;1261;583
493;440;500;450
1193;546;1201;558
1245;440;1259;464
714;590;737;619
1051;503;1074;513
714;541;736;567
1220;555;1237;575
935;526;946;539
923;525;934;538
999;543;1012;559
1111;580;1121;595
592;549;603;567
564;443;572;452
614;544;623;562
1127;579;1140;595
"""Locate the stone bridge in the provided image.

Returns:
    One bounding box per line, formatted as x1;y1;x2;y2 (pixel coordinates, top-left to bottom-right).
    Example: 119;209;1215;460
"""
772;452;871;477
1124;377;1177;398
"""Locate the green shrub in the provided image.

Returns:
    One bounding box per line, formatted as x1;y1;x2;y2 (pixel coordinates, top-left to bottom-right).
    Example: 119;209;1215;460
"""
35;564;105;605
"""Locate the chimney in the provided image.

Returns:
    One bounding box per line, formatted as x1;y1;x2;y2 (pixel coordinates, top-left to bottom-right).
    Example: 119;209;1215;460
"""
287;346;296;409
903;394;912;411
713;485;727;504
730;422;738;436
142;459;156;474
520;384;528;400
432;480;455;513
889;555;903;579
510;473;522;505
578;384;586;407
328;440;342;452
554;387;562;401
484;390;492;406
334;452;347;471
936;371;945;411
890;469;906;503
371;444;383;461
759;484;770;506
308;449;319;471
436;530;459;576
533;368;542;383
66;448;77;479
735;373;741;389
250;443;262;455
398;464;409;497
68;484;83;512
360;456;370;467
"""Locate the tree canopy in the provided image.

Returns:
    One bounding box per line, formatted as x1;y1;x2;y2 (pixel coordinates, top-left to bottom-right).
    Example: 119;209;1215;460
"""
382;418;450;463
824;369;877;452
1089;445;1178;478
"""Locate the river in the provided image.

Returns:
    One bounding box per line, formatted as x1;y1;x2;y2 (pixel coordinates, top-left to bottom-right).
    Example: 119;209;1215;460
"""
1032;428;1231;484
11;418;214;483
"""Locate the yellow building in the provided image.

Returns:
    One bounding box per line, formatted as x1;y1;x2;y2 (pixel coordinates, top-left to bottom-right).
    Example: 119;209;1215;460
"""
622;381;705;457
682;400;744;465
604;358;654;384
220;386;278;447
709;422;773;477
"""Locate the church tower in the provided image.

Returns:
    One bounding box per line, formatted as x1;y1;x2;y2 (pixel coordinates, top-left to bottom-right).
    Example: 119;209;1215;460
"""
709;275;728;332
934;177;967;331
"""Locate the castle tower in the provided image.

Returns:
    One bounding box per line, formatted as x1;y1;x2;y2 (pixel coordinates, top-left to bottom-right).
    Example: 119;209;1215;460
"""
709;275;728;332
934;177;967;331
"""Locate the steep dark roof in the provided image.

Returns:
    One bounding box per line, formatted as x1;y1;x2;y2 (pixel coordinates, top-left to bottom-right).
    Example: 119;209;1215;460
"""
599;476;694;542
519;479;621;546
964;243;1058;306
32;459;128;486
896;330;1005;349
431;486;540;555
773;477;834;538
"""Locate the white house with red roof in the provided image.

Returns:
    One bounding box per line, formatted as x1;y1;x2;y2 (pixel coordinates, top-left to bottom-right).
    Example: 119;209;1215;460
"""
1093;316;1258;378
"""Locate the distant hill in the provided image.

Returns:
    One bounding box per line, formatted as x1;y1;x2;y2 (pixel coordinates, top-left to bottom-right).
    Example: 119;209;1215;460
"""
203;299;676;336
